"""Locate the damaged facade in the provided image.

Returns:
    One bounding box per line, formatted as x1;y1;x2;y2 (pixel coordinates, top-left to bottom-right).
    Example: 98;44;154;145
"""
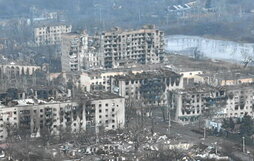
0;92;125;141
173;86;227;124
173;83;254;124
67;64;165;92
101;25;164;68
61;32;89;72
34;24;72;45
83;92;125;133
111;69;183;106
219;84;254;118
0;62;42;91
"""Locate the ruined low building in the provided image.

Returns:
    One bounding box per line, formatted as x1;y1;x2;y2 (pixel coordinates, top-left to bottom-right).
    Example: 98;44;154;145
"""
218;84;254;118
0;62;41;78
197;71;254;87
111;69;183;106
0;62;42;91
173;85;226;124
74;64;165;92
180;70;204;87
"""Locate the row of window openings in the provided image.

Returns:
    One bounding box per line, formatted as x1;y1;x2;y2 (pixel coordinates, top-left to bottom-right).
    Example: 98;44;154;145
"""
230;112;252;116
99;120;115;124
99;108;115;113
91;76;111;80
96;103;117;108
99;114;115;118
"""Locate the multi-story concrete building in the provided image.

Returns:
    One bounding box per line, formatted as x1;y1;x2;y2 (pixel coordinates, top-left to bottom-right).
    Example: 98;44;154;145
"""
101;25;165;68
197;71;254;87
173;83;254;124
218;84;254;118
83;92;125;132
34;24;72;45
173;86;226;124
0;92;125;141
79;64;167;92
111;69;183;106
61;32;103;72
0;100;79;141
82;48;103;70
61;32;88;72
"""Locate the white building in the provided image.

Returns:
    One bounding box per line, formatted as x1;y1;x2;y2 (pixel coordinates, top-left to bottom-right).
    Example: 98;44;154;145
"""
180;70;204;87
0;92;125;141
34;24;72;45
218;85;254;118
83;92;125;132
61;32;104;72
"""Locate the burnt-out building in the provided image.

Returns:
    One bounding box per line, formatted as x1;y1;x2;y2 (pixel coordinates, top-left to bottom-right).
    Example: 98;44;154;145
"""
173;85;227;124
0;91;125;141
111;69;183;106
101;25;164;68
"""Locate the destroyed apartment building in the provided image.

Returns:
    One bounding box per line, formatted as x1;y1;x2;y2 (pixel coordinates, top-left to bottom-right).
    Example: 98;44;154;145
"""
172;85;227;124
218;84;254;118
78;64;165;92
61;32;104;72
61;32;89;72
101;25;165;68
33;23;72;46
0;92;125;141
111;69;183;106
60;25;165;72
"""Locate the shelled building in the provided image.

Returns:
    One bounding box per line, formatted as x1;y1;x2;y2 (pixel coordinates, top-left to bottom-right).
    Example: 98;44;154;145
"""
218;84;254;118
173;86;227;124
0;62;41;78
0;100;79;141
79;64;168;92
0;62;42;91
0;92;125;141
61;32;88;72
180;70;204;87
111;69;183;106
61;32;104;72
101;25;165;68
34;24;72;45
83;92;125;132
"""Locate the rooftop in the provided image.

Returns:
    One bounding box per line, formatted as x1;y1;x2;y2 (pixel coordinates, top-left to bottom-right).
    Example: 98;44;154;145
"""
33;22;71;28
0;99;74;109
102;25;161;36
84;64;168;76
175;84;225;94
80;92;124;101
113;69;181;81
0;61;40;67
